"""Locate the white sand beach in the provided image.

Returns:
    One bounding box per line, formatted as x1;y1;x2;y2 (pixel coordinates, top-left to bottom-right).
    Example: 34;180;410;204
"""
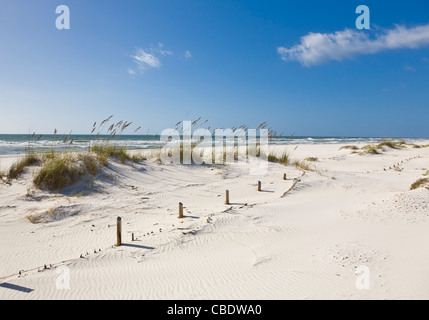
1;142;429;300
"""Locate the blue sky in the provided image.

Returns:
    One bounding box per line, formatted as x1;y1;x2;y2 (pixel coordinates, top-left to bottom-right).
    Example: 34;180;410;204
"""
1;0;429;137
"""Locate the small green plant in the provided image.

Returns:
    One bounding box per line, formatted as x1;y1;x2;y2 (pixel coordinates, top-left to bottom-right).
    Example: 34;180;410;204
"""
33;154;85;191
42;150;57;162
410;178;429;190
131;153;146;164
26;212;46;224
341;141;419;155
267;152;290;166
268;154;278;163
7;153;40;181
25;206;72;224
304;157;318;162
292;160;312;171
79;153;100;176
339;145;358;151
91;143;131;165
118;147;130;164
361;145;380;155
278;152;290;165
377;141;406;149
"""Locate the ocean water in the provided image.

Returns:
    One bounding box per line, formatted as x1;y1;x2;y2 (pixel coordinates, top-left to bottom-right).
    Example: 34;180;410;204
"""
0;134;426;155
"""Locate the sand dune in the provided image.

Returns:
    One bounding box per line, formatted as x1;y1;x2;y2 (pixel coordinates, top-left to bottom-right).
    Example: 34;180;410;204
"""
1;142;429;299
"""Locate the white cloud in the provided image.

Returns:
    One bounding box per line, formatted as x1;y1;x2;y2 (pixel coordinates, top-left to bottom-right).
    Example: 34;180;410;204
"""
132;48;161;72
404;65;416;72
278;23;429;67
157;42;173;56
184;50;192;59
130;43;173;74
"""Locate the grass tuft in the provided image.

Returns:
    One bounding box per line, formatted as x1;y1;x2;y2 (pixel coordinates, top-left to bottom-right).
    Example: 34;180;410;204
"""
293;160;312;171
341;141;424;155
91;143;131;165
131;153;146;164
410;178;429;191
376;141;406;149
361;145;381;155
7;153;40;181
33;154;85;191
268;152;290;166
78;153;100;176
340;145;358;151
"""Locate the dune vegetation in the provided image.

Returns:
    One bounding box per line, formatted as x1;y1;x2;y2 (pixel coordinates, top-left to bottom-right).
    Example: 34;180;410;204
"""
410;178;429;191
6;153;40;182
3;117;291;191
340;141;429;155
5;117;136;191
268;152;290;166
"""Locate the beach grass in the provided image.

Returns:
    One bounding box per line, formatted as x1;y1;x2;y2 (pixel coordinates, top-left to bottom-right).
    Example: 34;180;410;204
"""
131;153;146;164
304;157;318;162
339;145;359;151
33;154;86;191
410;178;429;190
25;212;45;224
361;145;381;155
29;117;143;191
42;150;57;162
25;206;73;224
25;209;55;224
341;141;429;155
268;152;290;166
7;153;40;181
376;141;407;149
78;153;101;176
90;143;131;165
293;160;312;171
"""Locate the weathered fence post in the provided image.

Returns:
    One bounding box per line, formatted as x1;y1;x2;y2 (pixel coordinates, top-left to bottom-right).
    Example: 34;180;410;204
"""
225;190;230;205
178;202;184;219
258;181;262;192
116;217;122;247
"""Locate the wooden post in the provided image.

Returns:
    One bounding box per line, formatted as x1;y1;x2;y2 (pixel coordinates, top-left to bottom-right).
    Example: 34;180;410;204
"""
258;181;262;192
116;217;122;247
283;173;287;180
132;233;135;241
178;202;184;219
225;190;230;205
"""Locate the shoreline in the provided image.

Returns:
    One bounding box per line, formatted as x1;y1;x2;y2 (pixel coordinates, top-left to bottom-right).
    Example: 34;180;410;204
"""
1;136;429;157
